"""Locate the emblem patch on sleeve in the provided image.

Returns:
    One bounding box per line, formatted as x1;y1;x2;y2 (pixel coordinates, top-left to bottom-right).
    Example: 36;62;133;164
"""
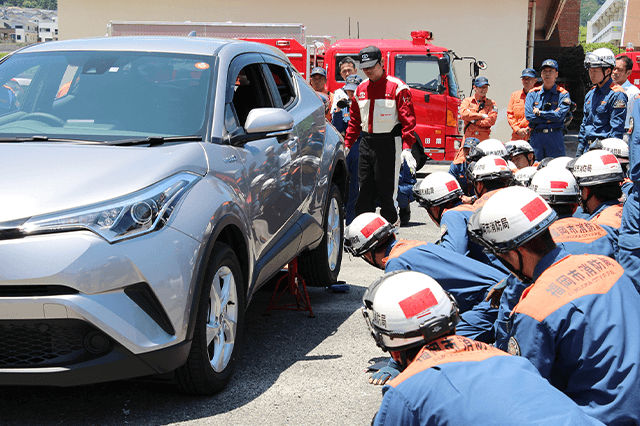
508;336;521;356
563;98;571;105
613;99;627;109
436;224;448;245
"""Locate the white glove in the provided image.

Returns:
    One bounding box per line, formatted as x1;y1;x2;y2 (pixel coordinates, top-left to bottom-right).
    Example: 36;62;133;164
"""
482;114;488;119
345;147;350;157
401;149;417;175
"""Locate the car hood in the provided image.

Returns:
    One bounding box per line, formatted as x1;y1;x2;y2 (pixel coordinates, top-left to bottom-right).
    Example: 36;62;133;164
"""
0;142;208;222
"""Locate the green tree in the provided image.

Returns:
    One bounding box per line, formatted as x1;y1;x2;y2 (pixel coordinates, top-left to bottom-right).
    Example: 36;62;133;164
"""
581;0;605;26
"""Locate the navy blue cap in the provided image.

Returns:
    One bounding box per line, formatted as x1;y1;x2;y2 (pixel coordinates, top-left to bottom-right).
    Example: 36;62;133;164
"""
521;68;536;78
311;67;327;77
463;137;480;148
541;59;558;70
343;74;363;92
474;76;490;87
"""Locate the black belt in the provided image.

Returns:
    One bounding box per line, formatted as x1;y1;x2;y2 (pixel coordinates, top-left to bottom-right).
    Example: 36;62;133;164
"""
531;128;561;134
362;124;402;140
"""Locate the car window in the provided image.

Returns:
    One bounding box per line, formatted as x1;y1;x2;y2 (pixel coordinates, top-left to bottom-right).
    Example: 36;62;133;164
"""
230;63;274;128
394;55;441;93
267;63;296;109
0;51;214;140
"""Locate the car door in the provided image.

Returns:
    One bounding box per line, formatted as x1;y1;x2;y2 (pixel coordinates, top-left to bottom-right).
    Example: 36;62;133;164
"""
262;56;324;213
224;54;299;260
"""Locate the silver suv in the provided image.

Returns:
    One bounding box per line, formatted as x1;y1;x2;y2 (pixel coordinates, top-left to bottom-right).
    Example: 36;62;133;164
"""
0;37;346;394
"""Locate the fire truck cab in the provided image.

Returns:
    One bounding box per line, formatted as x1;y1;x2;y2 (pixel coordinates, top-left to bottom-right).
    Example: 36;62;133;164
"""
325;31;467;163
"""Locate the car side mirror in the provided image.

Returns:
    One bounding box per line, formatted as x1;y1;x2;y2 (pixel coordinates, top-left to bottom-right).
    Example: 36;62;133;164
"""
438;57;450;76
228;108;294;146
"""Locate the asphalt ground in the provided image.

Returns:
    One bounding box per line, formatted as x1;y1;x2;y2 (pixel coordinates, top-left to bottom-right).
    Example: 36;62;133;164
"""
0;133;579;426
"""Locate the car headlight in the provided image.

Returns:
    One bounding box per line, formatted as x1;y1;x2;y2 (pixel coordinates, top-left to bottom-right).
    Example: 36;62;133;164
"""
15;172;200;243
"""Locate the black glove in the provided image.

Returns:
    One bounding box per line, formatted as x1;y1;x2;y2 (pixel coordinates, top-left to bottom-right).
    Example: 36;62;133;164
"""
337;98;349;109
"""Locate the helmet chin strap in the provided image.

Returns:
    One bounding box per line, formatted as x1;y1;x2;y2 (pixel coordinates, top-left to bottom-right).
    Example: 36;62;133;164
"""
580;189;594;214
597;68;612;87
498;249;531;284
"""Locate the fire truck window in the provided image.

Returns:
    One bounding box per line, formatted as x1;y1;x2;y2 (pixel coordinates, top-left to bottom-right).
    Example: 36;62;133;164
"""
395;57;441;93
231;64;272;127
267;64;296;108
334;54;366;83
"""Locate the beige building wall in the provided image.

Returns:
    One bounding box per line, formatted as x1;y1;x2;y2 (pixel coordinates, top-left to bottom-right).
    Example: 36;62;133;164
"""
59;0;529;142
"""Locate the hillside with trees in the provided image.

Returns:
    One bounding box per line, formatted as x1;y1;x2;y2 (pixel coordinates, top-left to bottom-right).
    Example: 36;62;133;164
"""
581;0;605;26
0;0;56;10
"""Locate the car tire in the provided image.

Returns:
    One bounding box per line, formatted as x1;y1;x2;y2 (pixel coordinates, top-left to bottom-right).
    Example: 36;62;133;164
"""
299;183;343;287
176;242;244;395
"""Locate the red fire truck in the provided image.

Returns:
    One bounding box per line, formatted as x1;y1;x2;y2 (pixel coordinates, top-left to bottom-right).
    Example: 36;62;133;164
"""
324;31;485;163
107;21;327;80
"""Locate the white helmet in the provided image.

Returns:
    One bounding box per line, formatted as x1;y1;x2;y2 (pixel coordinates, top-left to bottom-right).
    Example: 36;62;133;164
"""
530;167;579;204
584;48;616;69
591;138;629;163
514;166;538;187
506;140;535;159
469;155;513;182
540;156;574;170
344;213;394;256
468;186;557;253
467;139;508;162
362;270;460;352
413;172;463;208
572;149;624;186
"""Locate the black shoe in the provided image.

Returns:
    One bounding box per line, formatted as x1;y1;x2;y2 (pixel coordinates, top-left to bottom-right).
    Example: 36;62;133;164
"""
399;206;411;227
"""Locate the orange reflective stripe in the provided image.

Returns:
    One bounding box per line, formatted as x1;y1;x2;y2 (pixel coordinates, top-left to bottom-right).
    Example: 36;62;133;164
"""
387;240;425;261
549;218;608;243
390;335;508;387
590;204;622;229
513;255;622;322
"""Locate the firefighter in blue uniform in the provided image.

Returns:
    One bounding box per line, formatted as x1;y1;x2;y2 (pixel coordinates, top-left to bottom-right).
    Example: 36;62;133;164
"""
576;48;628;157
363;270;606;426
488;167;617;348
448;137;479;198
525;59;571;160
471;186;640;425
619;98;640;292
572;149;624;258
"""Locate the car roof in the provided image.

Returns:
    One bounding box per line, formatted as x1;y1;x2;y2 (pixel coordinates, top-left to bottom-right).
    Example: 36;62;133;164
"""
14;36;287;59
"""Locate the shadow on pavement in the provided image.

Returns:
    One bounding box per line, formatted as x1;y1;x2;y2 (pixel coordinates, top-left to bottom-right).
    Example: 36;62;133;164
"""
0;276;362;426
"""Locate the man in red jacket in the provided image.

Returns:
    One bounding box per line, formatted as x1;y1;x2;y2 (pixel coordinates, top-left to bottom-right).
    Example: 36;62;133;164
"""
344;45;416;226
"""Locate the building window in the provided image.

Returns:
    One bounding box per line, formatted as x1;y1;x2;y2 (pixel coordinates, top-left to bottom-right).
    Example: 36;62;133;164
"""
16;35;21;40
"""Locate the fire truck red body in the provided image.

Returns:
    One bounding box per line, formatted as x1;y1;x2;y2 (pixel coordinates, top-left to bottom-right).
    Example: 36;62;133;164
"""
617;45;640;90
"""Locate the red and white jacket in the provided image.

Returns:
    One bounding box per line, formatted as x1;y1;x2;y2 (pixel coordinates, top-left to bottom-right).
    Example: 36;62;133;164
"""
344;72;416;150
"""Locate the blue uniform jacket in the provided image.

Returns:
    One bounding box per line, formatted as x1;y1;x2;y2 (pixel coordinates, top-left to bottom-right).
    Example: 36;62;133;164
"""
374;336;606;426
448;161;471;196
577;79;627;156
524;84;571;130
385;243;505;343
438;192;509;274
397;159;416;209
588;200;622;258
629;97;640;182
506;247;640;425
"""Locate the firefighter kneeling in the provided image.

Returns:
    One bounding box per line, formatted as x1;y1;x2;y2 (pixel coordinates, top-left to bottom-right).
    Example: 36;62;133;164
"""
363;270;606;426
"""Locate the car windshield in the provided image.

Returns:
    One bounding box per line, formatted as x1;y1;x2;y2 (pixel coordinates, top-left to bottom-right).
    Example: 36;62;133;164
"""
0;51;214;141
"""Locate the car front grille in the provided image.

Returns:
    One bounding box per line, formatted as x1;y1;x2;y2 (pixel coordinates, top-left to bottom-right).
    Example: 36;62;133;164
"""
0;319;110;367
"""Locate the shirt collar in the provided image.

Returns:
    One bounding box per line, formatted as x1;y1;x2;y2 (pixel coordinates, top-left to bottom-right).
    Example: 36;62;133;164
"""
532;246;569;282
541;84;558;95
597;78;614;94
